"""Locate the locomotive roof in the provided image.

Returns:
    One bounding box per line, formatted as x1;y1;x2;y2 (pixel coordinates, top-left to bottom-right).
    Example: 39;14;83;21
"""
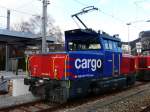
100;33;121;42
65;29;98;40
65;29;121;42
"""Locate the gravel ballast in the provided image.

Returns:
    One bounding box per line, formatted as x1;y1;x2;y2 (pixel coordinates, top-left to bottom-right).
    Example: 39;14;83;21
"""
57;83;150;112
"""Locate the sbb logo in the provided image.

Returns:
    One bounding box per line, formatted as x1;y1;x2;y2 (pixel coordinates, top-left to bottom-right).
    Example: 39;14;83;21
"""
75;58;102;71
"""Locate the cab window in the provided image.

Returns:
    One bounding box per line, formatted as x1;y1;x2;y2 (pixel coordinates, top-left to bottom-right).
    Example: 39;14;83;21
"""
104;40;113;50
108;40;113;50
104;40;109;49
113;42;118;50
68;37;101;51
113;41;122;51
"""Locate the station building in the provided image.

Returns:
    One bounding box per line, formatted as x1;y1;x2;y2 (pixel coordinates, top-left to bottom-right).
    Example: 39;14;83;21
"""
0;29;56;71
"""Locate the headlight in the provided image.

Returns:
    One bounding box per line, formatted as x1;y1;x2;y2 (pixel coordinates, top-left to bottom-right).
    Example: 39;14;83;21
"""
54;68;58;79
39;79;44;83
54;69;58;72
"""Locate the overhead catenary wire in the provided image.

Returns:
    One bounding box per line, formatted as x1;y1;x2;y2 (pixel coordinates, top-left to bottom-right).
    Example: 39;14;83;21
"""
71;0;124;23
72;0;124;21
77;1;144;32
134;0;150;4
98;9;142;30
134;0;150;12
0;15;6;18
72;0;89;6
15;0;35;10
71;0;145;31
0;4;39;17
134;0;150;21
97;9;125;23
0;1;40;29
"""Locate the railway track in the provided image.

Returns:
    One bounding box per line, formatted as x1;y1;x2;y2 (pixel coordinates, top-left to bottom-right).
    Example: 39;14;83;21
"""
0;81;148;112
0;100;60;112
140;105;150;112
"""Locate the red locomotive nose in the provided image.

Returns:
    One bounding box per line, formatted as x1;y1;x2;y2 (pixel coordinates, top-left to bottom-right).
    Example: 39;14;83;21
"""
28;54;69;80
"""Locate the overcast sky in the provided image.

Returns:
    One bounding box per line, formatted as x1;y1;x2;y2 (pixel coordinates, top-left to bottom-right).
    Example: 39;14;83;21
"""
0;0;150;42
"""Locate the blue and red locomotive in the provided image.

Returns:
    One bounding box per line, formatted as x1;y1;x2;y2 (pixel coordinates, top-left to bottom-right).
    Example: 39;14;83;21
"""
134;33;150;80
24;29;136;103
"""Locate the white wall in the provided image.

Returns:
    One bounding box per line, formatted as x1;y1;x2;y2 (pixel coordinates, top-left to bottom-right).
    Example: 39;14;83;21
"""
12;79;30;96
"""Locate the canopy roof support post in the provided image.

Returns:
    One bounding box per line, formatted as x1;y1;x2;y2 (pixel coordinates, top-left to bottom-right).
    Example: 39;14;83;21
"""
5;43;9;72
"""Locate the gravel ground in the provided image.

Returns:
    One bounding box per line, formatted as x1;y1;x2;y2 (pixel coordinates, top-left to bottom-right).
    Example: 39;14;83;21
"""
56;83;150;112
96;90;150;112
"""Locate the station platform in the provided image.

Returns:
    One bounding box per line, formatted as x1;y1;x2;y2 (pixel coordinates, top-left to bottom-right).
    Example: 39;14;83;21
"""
0;71;27;80
0;71;30;97
0;93;40;109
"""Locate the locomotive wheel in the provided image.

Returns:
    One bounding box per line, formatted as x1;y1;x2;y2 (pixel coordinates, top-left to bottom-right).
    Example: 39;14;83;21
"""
126;75;136;86
29;85;46;99
45;87;69;103
137;71;150;81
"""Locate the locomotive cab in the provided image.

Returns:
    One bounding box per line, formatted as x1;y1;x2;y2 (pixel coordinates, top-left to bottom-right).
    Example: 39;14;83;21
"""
65;29;122;79
65;29;104;79
63;29;128;94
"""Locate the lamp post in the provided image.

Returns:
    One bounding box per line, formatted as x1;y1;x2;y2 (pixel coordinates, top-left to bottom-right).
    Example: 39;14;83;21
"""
126;19;150;55
126;22;131;54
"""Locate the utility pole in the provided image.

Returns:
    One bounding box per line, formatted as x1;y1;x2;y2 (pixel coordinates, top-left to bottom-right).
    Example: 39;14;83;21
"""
126;23;131;54
41;0;50;53
5;10;10;72
7;10;10;30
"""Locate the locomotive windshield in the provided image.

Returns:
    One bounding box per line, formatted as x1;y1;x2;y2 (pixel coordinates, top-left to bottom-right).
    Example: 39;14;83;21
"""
68;37;101;51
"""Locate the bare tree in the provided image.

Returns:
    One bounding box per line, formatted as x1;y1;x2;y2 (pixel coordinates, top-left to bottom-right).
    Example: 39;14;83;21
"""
12;15;63;43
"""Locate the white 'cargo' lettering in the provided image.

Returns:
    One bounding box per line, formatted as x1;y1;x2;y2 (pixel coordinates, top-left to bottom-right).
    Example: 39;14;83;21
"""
75;58;102;71
75;58;81;69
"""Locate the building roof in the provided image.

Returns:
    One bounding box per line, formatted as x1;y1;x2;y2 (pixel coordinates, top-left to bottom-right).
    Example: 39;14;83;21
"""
0;29;37;39
0;29;56;45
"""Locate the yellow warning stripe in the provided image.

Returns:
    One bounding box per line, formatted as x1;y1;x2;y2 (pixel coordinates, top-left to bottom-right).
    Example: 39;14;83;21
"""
64;55;68;80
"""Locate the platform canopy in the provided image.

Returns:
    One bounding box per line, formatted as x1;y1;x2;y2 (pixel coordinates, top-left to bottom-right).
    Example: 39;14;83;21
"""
0;29;56;46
